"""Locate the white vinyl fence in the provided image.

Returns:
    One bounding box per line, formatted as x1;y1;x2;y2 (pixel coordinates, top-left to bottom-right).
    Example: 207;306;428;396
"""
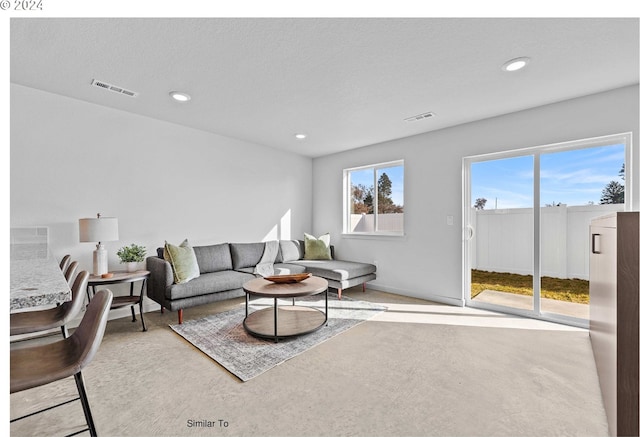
350;213;404;233
470;204;624;280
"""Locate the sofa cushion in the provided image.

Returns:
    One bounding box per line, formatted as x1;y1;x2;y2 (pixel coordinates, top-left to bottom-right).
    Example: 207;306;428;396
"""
193;243;233;274
166;270;255;300
290;260;375;281
303;233;332;260
164;239;200;284
277;240;304;263
230;242;265;270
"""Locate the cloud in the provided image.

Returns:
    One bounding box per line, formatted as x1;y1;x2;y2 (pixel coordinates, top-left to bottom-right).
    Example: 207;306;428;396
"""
540;168;618;185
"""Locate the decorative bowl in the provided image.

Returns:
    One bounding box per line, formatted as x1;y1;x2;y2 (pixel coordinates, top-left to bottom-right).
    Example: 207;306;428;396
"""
264;273;311;283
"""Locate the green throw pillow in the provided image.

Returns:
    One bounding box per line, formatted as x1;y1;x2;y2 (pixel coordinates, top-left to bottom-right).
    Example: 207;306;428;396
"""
303;233;332;260
164;239;200;284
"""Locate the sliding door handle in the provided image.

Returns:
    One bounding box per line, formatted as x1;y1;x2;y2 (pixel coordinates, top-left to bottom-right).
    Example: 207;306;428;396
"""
466;225;474;240
591;233;601;254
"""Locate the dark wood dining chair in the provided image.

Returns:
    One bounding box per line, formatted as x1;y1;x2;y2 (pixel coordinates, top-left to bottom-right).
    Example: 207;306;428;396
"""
10;270;89;338
10;289;113;437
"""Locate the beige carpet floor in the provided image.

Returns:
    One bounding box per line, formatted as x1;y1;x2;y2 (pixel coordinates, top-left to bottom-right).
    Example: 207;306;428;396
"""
10;287;609;437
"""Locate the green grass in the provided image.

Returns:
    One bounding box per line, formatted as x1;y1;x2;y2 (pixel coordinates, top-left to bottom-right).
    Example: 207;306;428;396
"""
471;269;590;304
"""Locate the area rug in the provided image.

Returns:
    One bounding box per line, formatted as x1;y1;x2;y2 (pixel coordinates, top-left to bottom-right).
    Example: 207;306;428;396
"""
170;293;386;381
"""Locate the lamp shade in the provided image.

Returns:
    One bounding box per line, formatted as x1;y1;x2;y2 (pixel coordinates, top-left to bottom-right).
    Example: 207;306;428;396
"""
79;216;119;243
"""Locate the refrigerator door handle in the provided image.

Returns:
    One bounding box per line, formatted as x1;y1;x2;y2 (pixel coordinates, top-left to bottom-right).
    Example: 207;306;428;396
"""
592;233;601;254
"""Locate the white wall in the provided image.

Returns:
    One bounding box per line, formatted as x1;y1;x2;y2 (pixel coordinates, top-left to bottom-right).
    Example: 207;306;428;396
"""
312;85;639;305
11;84;313;311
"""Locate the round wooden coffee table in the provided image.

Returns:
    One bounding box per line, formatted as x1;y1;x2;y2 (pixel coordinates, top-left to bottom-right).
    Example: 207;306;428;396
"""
243;276;329;343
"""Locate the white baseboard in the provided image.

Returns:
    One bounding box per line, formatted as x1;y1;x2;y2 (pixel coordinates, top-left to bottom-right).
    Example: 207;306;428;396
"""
364;282;464;307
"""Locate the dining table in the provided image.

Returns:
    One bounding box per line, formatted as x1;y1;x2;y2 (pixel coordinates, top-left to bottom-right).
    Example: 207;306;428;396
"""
10;243;71;311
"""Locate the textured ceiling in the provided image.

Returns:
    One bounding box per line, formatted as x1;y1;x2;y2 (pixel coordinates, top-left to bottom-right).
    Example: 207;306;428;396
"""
10;17;640;157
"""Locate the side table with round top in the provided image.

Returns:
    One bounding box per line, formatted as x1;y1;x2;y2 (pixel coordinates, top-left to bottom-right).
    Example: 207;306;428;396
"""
243;275;329;343
86;270;150;332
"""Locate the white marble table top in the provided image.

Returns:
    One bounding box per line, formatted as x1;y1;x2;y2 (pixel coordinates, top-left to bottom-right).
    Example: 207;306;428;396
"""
10;243;71;311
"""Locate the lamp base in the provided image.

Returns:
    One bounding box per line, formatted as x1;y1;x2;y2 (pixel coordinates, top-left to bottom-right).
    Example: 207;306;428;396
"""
93;243;109;276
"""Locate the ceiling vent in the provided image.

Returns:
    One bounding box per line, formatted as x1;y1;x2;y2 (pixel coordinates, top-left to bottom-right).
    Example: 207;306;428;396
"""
91;79;138;98
404;112;435;122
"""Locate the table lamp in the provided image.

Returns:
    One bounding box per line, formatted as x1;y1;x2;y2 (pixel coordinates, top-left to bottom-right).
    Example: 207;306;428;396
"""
79;213;119;276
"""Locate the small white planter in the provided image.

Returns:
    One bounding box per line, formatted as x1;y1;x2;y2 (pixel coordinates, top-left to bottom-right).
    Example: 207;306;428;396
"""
126;262;138;273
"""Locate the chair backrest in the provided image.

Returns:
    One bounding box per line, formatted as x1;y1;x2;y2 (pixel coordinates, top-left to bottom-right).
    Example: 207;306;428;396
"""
59;254;71;272
64;261;79;284
71;289;113;371
61;270;89;325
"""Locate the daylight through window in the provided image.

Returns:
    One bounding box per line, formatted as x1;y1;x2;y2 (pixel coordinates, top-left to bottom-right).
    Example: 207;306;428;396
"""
345;160;404;234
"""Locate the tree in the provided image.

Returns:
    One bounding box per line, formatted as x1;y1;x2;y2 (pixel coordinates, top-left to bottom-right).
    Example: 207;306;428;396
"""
351;183;373;214
473;198;487;210
377;173;393;213
377;172;403;213
599;163;625;205
600;181;624;204
352;173;403;215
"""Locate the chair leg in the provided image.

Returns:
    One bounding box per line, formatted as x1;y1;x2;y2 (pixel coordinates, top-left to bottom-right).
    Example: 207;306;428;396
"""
337;288;342;300
61;325;69;339
178;309;183;324
74;371;98;437
10;396;79;424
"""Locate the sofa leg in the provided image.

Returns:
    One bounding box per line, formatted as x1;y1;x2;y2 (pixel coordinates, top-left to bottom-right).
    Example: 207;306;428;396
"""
337;288;342;300
178;309;183;324
160;307;164;314
363;282;366;293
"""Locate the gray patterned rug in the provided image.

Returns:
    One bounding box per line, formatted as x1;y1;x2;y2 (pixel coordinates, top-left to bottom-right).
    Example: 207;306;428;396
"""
170;292;386;381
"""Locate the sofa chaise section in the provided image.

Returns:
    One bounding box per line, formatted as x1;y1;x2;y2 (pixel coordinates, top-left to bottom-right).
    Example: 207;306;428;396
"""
273;240;376;299
288;260;376;298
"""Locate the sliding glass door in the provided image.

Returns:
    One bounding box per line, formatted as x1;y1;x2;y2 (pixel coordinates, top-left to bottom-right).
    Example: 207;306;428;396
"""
463;133;631;327
467;155;535;313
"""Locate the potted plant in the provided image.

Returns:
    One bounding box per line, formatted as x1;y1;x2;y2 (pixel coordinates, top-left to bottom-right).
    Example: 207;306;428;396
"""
117;243;147;272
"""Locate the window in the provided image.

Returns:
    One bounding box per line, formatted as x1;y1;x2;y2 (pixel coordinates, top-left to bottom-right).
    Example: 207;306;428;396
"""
344;160;404;235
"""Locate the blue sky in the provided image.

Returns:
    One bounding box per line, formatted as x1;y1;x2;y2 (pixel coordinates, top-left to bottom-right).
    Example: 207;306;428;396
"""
350;165;404;206
471;144;625;208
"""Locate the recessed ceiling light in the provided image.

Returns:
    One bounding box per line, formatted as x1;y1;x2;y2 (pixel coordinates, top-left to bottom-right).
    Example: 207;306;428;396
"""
295;133;307;140
501;57;530;72
170;91;191;102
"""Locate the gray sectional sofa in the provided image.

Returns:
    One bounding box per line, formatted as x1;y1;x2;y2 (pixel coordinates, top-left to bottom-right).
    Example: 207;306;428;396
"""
146;240;376;324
